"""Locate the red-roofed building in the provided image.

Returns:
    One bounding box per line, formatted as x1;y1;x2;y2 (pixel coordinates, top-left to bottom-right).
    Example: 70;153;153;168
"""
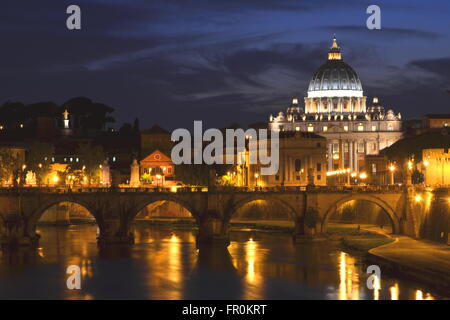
140;149;175;186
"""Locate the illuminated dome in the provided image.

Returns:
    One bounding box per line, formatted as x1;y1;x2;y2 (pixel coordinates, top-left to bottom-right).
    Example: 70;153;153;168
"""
307;37;363;98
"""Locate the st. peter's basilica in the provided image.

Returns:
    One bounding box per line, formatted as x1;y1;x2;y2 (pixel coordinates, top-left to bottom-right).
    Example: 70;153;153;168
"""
268;37;403;172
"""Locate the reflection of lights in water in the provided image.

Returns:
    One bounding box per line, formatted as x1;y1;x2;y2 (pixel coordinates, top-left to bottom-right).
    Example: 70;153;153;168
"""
226;237;264;300
66;258;93;279
351;267;359;300
246;238;256;283
167;234;181;298
81;259;93;278
373;275;380;300
339;252;346;300
390;283;399;300
141;232;188;299
338;252;360;300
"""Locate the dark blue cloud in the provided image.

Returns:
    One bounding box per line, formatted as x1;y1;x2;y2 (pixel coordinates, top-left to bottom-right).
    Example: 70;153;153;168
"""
0;0;449;129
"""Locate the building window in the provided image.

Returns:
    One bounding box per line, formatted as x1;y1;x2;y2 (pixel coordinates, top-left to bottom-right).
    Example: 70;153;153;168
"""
344;143;349;153
275;175;279;181
332;142;339;153
357;124;364;131
372;143;377;151
307;125;314;132
372;125;377;131
296;176;300;180
387;124;393;131
316;163;322;172
357;142;365;153
316;142;321;147
323;126;328;132
295;126;300;131
344;125;349;131
317;175;321;180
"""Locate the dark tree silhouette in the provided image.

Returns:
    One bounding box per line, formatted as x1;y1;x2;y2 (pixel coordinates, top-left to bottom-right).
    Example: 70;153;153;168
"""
62;97;115;131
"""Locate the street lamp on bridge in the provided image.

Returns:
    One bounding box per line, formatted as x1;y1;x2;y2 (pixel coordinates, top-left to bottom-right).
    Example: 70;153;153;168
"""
389;163;396;185
254;173;259;187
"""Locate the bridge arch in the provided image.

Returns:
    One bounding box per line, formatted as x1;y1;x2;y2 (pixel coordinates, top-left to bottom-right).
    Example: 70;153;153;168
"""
227;194;297;222
321;194;400;234
128;194;199;224
28;198;101;237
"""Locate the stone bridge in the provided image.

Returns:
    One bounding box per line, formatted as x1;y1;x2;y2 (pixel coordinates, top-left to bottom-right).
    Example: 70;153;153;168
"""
0;185;445;249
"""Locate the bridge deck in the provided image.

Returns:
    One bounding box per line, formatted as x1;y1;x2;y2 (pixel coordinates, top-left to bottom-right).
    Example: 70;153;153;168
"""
0;185;412;194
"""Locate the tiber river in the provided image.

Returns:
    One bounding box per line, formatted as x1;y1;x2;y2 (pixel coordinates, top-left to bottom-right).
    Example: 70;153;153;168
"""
0;224;445;300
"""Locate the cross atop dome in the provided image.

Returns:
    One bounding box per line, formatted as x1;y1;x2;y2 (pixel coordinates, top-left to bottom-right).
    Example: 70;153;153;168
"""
328;35;342;61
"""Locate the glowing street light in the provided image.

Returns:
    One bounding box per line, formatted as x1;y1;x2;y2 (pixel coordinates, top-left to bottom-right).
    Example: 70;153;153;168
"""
407;160;413;170
254;173;259;187
389;164;396;185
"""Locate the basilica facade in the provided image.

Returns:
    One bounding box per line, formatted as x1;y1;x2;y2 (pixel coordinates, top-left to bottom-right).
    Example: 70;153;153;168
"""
268;37;403;173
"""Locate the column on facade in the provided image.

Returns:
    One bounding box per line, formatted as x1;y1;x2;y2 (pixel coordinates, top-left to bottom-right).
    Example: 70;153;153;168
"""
338;139;343;169
349;140;353;171
287;156;291;183
343;140;347;169
354;141;359;172
327;142;333;171
363;139;368;171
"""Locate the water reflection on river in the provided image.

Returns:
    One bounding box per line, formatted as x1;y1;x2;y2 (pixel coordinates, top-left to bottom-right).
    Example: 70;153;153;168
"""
0;225;443;300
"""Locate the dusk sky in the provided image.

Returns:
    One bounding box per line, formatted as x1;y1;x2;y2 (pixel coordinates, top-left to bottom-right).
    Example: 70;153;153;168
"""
1;0;449;130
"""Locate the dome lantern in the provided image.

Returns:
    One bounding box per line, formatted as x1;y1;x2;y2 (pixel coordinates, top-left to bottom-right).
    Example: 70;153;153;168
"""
328;35;342;60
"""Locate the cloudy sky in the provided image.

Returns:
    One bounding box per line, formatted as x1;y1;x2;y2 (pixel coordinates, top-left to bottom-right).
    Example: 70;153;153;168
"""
0;0;449;130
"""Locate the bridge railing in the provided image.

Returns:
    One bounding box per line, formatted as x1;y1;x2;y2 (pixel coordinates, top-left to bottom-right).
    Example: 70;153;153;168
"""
0;184;439;194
